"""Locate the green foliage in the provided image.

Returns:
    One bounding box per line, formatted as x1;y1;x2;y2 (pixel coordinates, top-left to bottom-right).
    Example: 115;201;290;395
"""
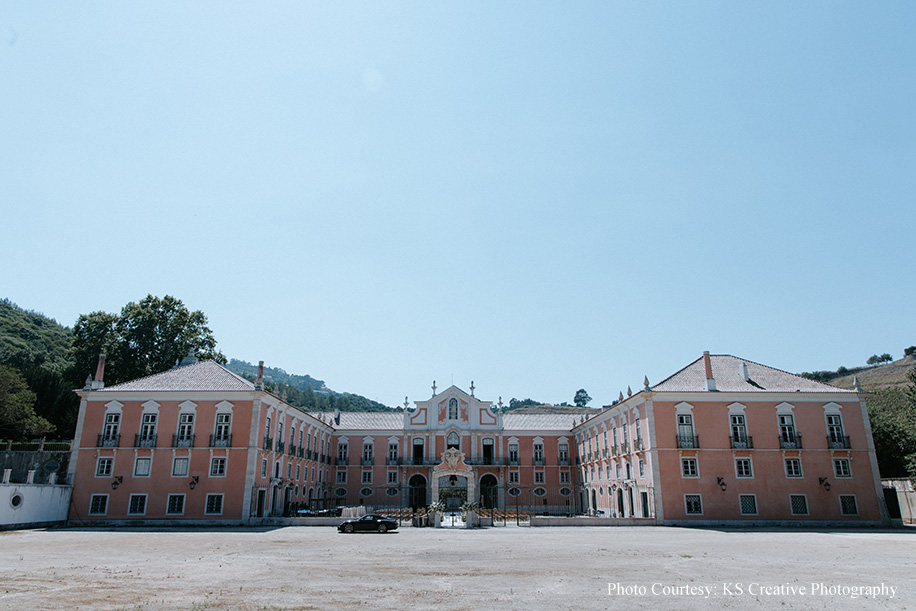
904;346;916;358
867;353;893;365
225;359;327;393
70;295;226;386
506;398;543;411
574;389;591;407
0;365;55;440
0;299;72;371
867;377;916;479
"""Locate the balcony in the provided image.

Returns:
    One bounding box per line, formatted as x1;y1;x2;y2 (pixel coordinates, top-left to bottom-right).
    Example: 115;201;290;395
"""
634;438;644;451
298;447;304;458
602;448;608;458
676;435;699;449
336;456;349;465
611;444;619;456
466;457;507;466
827;435;850;450
361;458;374;466
620;441;630;454
729;435;753;449
276;440;285;453
171;434;195;448
779;433;803;450
386;457;399;466
559;458;570;466
322;454;329;464
97;434;120;448
533;458;545;467
134;434;157;448
263;436;272;451
288;444;297;457
209;434;232;448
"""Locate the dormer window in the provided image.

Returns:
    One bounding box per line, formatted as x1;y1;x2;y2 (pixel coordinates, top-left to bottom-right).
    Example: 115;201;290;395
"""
448;398;458;420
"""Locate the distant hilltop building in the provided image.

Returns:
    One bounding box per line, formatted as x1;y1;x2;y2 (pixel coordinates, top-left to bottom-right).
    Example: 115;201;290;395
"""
67;352;889;525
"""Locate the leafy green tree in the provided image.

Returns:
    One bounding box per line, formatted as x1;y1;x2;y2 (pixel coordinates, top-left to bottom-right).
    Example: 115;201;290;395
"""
70;295;225;386
0;365;54;439
867;368;916;479
574;389;591;407
867;355;881;366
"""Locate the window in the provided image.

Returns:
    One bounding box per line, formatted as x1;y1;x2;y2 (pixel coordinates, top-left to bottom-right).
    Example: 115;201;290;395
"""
387;471;398;484
735;458;753;478
446;432;460;450
205;494;223;515
210;457;226;477
265;415;271;438
730;414;749;447
448;398;458;420
261;458;268;478
638;459;645;478
685;495;702;515
335;487;347;497
681;458;698;478
336;471;346;484
508;443;519;463
785;458;802;478
362;470;372;484
140;413;157;438
839;495;858;515
103;412;120;439
128;494;147;515
790;494;808;515
388;443;398;462
166;494;185;515
616;463;621;479
214;413;231;441
296;465;300;480
177;413;194;439
534;471;545;484
779;414;798;447
533;487;546;497
560;471;570;483
134;457;151;477
606;465;611;480
533;443;544;463
360;487;373;497
677;414;695;448
338;443;348;463
287;463;292;479
507;487;521;497
96;457;113;477
739;495;757;515
834;459;851;478
509;471;519;484
362;443;373;463
827;414;846;447
89;494;108;515
172;457;189;477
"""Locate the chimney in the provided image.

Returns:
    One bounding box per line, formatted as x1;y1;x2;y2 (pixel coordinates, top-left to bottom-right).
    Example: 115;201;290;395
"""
739;362;749;382
334;407;341;426
255;361;264;390
703;351;717;391
91;354;106;390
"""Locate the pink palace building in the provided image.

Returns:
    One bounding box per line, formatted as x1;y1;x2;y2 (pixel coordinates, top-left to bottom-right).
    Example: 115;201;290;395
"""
67;352;889;525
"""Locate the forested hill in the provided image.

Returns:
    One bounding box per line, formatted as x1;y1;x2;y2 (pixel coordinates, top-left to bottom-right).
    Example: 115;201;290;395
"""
0;298;71;369
224;358;392;412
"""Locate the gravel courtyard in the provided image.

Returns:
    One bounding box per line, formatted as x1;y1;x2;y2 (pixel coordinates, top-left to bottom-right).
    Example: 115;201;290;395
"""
0;525;913;610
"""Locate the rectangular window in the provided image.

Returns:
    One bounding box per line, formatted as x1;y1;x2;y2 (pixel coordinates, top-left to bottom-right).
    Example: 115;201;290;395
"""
616;463;621;479
287;463;292;479
559;443;569;462
96;457;113;477
205;494;223;515
388;443;398;461
338;443;348;462
210;457;226;477
839;495;858;515
739;494;757;515
509;471;519;484
638;459;645;478
261;458;268;478
178;412;194;438
103;412;120;438
172;457;189;477
606;465;611;480
89;494;108;515
296;465;300;480
215;413;231;441
387;471;398;484
779;414;798;446
140;413;157;437
509;443;519;463
362;470;372;484
336;471;347;483
785;458;802;478
128;494;147;515
533;443;544;462
167;494;185;515
735;458;753;478
681;458;698;478
560;471;570;483
790;494;808;515
134;457;151;477
827;414;845;444
685;494;702;515
534;471;545;484
362;443;373;462
834;459;851;478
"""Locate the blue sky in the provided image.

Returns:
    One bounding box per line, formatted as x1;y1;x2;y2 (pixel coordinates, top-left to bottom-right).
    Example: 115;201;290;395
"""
2;2;914;408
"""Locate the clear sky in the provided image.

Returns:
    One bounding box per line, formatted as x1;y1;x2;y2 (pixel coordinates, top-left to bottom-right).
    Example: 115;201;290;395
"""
2;2;914;408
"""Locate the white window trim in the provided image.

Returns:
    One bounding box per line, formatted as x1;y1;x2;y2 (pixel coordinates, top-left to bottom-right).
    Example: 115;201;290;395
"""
204;493;224;515
127;493;148;516
684;494;703;515
133;456;152;478
735;457;754;479
738;494;758;516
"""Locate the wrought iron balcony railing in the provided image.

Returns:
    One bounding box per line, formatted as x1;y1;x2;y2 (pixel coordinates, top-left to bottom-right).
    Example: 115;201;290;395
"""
676;435;699;449
729;435;753;449
209;434;232;448
97;434;120;448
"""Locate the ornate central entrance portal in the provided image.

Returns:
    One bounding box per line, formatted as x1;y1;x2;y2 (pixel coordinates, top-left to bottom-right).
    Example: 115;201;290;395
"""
432;448;475;511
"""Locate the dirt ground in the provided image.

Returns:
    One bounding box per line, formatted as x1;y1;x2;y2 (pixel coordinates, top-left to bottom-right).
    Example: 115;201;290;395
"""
0;524;913;610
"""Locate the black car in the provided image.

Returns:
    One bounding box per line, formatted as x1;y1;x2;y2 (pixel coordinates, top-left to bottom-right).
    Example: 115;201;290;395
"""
338;513;399;533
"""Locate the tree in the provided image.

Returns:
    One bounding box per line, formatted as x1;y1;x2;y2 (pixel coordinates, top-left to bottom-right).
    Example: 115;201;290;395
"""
574;389;591;407
70;295;225;386
879;353;893;364
0;365;54;440
867;367;916;481
905;346;916;358
867;355;880;366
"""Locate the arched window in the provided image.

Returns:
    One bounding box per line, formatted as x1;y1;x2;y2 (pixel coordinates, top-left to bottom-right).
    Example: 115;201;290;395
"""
448;398;458;420
447;431;460;450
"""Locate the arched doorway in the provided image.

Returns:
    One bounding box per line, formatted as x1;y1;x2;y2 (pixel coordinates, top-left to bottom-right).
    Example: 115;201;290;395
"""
591;489;597;515
479;474;498;508
439;475;468;512
617;487;625;517
408;474;427;509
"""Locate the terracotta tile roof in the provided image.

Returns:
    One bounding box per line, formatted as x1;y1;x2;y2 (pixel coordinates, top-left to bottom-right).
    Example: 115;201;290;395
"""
650;354;856;393
98;360;255;392
315;412;404;430
503;414;580;431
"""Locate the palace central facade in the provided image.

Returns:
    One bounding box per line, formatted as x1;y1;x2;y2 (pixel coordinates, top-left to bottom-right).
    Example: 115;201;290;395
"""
68;352;889;525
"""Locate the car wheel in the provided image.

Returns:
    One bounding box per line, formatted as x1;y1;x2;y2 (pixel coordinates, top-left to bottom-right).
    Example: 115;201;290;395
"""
377;524;387;533
344;524;354;533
